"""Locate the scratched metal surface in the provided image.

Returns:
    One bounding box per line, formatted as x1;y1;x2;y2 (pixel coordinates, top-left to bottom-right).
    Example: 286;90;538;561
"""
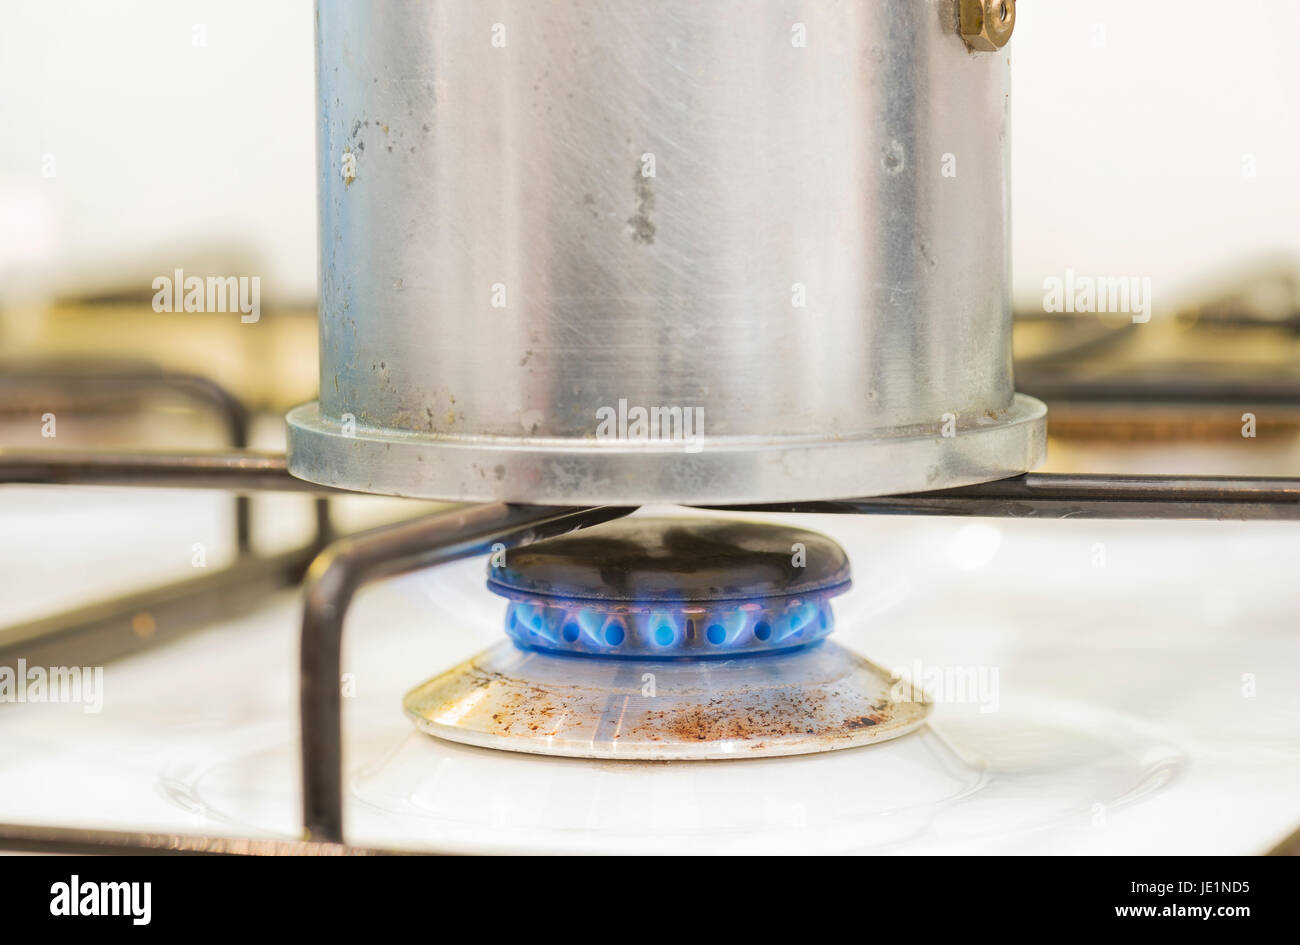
289;0;1045;503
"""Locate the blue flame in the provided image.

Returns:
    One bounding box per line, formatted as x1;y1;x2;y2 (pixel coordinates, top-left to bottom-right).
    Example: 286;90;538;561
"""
503;594;835;659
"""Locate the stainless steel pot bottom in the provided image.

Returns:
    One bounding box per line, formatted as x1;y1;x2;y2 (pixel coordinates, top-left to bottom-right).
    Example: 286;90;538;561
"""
287;394;1045;503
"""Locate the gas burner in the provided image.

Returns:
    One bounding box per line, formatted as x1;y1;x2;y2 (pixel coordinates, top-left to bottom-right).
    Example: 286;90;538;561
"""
403;517;930;759
489;517;850;658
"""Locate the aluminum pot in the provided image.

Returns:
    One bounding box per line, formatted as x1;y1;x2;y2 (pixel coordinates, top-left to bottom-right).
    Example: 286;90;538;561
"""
288;0;1045;503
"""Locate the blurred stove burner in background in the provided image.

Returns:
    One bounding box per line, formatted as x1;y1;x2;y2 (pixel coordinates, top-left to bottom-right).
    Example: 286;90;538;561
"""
1014;260;1300;449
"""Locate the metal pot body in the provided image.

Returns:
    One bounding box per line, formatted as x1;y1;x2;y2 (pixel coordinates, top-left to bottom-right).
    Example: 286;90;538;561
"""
288;0;1045;503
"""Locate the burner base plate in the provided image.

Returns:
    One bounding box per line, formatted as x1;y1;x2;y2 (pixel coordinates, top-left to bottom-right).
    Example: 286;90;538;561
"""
402;640;930;760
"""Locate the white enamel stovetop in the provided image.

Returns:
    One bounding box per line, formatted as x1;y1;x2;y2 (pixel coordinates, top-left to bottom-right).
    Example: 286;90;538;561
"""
1;488;1297;854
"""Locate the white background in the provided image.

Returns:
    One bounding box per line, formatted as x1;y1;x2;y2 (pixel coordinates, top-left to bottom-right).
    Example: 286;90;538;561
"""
1;0;1297;306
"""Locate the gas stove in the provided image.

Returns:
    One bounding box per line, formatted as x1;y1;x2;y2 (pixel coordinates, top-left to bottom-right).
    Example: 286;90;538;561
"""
2;0;1299;862
1;497;1297;856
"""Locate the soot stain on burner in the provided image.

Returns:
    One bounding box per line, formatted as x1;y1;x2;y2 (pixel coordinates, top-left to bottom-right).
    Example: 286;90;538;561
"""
844;716;880;730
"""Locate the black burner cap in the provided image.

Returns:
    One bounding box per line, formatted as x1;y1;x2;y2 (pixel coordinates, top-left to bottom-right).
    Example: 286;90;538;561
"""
487;516;850;604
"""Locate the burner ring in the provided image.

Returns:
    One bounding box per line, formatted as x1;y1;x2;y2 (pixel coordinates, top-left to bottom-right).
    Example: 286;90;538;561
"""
487;517;851;658
502;593;837;658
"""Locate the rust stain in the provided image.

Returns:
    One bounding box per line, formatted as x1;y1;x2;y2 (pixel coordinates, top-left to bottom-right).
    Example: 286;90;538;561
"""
411;662;911;752
631;692;892;744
